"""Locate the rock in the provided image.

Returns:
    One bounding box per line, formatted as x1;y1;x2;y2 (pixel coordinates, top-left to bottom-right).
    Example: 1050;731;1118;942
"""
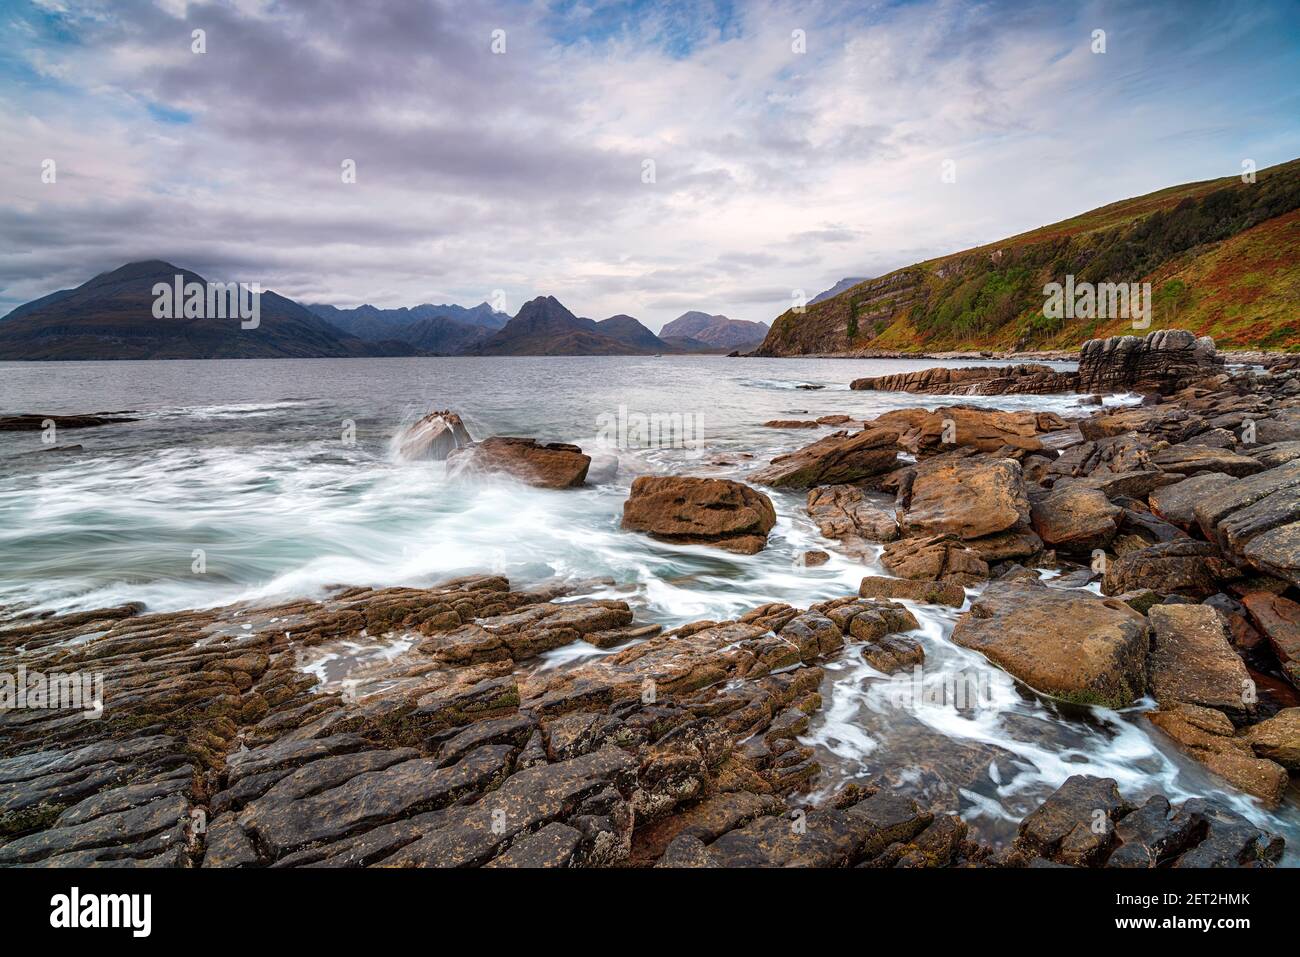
1241;592;1300;689
850;364;1077;396
858;575;966;607
1149;473;1237;528
1015;775;1129;865
800;550;830;567
621;476;777;554
1146;704;1289;806
1194;460;1300;587
899;457;1029;540
1009;775;1281;867
962;525;1043;562
1150;443;1264;477
762;419;819;429
880;535;989;585
449;436;590;489
395;410;473;461
750;428;899;489
1077;329;1223;396
1030;486;1121;552
1101;540;1238;599
1146;605;1251;716
867;406;1068;455
806;485;898;552
950;582;1148;707
1245;708;1300;768
861;634;925;673
0;413;135;431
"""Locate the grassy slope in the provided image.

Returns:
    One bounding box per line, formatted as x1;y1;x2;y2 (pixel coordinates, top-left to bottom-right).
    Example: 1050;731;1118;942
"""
763;158;1300;354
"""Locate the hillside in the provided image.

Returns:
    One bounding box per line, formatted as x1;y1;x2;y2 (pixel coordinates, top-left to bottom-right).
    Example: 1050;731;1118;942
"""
470;296;651;356
0;261;414;360
755;157;1300;355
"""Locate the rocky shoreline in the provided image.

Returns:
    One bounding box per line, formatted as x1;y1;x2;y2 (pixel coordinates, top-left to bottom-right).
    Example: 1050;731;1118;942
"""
3;328;1300;868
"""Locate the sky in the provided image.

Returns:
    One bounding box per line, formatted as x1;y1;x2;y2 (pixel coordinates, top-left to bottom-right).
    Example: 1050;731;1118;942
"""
1;0;1298;331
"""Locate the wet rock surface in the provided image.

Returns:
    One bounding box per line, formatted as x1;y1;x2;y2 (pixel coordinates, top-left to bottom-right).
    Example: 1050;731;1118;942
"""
621;476;777;554
449;436;590;488
750;427;899;488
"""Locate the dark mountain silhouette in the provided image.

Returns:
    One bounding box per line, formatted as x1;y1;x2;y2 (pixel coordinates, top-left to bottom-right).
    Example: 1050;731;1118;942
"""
0;261;415;360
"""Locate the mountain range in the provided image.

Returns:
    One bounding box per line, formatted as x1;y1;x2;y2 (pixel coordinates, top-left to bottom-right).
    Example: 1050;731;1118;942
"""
0;261;768;360
756;156;1300;355
0;261;414;360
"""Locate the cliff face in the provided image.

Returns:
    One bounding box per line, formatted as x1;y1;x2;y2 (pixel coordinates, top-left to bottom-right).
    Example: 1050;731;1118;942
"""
755;157;1300;356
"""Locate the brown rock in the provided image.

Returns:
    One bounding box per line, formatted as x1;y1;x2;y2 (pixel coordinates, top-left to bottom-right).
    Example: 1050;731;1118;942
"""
806;485;898;551
1030;486;1122;552
1245;708;1300;769
750;428;899;489
900;457;1029;540
1146;605;1251;716
1147;704;1288;806
858;575;966;607
880;535;989;585
1241;592;1300;689
621;476;777;554
449;437;589;488
950;582;1148;708
869;405;1068;455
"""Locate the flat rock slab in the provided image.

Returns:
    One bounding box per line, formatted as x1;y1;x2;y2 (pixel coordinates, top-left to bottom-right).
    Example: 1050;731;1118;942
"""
950;582;1148;708
1146;604;1251;715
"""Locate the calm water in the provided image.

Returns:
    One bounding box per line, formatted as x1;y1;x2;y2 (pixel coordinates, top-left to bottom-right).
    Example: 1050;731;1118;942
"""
1;355;1295;857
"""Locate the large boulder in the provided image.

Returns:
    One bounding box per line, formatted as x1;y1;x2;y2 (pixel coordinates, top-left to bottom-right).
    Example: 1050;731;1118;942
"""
1146;605;1252;716
621;476;777;554
950;581;1148;707
750;428;899;489
449;437;590;489
899;456;1029;540
1076;329;1223;396
1030;485;1122;552
396;410;473;461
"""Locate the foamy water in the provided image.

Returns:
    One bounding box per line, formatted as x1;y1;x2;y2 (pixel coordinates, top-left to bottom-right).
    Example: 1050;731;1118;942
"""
1;355;1293;857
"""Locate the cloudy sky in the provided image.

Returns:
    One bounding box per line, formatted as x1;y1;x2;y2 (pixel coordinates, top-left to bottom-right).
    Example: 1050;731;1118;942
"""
2;0;1298;330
